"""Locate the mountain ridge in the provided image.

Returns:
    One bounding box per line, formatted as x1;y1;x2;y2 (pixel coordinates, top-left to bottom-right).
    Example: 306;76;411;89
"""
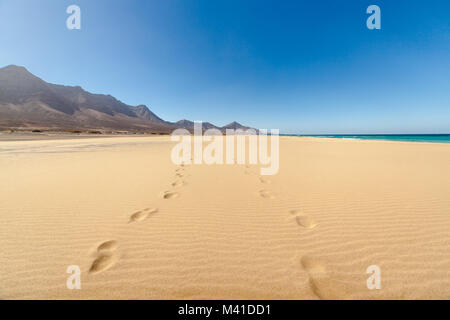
0;65;252;133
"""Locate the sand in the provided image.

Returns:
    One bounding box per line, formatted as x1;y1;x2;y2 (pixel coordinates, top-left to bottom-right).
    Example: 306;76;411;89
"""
0;135;449;299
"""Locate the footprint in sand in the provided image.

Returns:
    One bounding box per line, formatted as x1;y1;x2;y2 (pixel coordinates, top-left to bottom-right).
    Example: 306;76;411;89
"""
259;177;271;184
97;240;118;252
300;256;358;299
161;191;179;199
129;208;158;223
171;180;187;188
259;189;275;199
301;256;326;273
290;210;317;229
300;256;328;299
89;255;116;274
89;240;119;274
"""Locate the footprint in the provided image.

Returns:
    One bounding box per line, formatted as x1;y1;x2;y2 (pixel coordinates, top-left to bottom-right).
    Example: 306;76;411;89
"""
129;208;158;223
300;256;356;300
259;177;271;184
300;256;327;299
175;173;184;178
290;210;317;229
89;254;116;274
296;216;317;229
89;240;118;274
301;256;326;274
162;191;179;199
97;240;118;252
171;180;186;188
258;189;274;199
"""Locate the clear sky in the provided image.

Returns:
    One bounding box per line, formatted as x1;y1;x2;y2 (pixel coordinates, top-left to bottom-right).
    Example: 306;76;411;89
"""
1;0;449;133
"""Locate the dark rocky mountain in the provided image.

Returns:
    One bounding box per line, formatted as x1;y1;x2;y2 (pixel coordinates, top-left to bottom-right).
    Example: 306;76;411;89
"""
0;65;251;133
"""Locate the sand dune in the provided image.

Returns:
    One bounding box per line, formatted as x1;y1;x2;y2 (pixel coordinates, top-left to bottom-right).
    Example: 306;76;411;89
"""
0;136;449;299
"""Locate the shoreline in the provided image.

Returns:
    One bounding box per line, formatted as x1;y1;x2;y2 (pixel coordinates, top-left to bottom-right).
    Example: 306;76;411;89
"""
283;134;450;144
1;132;450;146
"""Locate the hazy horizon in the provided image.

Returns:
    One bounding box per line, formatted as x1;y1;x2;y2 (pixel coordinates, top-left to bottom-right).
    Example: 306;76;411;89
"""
1;0;449;134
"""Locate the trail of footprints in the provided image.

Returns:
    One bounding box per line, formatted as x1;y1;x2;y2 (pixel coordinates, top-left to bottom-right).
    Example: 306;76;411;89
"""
250;166;318;230
246;166;275;199
162;163;190;199
287;206;326;298
287;208;340;299
88;163;332;299
289;205;337;299
248;166;330;299
87;163;190;275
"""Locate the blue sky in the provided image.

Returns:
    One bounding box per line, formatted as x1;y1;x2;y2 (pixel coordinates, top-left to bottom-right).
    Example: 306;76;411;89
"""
0;0;449;133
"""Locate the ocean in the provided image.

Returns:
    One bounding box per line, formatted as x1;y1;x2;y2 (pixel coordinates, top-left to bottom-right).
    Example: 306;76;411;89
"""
285;134;450;143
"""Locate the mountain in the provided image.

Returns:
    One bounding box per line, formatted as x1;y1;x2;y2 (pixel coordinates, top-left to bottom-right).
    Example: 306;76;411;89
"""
0;65;175;132
175;119;221;131
131;104;165;123
0;65;251;133
222;121;253;131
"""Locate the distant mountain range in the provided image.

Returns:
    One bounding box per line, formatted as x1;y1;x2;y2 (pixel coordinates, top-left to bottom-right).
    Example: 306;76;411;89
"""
0;65;251;133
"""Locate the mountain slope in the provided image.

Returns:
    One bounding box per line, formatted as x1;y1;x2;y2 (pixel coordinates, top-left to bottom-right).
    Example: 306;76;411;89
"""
0;65;175;131
0;65;252;133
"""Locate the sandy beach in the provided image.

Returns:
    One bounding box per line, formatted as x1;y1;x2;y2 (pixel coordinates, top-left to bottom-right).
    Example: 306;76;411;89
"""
0;135;449;299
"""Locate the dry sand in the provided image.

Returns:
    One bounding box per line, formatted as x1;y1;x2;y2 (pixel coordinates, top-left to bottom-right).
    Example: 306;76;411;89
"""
0;135;449;299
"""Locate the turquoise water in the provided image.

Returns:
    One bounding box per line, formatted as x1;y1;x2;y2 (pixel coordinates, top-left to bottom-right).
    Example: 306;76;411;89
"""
285;134;450;143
